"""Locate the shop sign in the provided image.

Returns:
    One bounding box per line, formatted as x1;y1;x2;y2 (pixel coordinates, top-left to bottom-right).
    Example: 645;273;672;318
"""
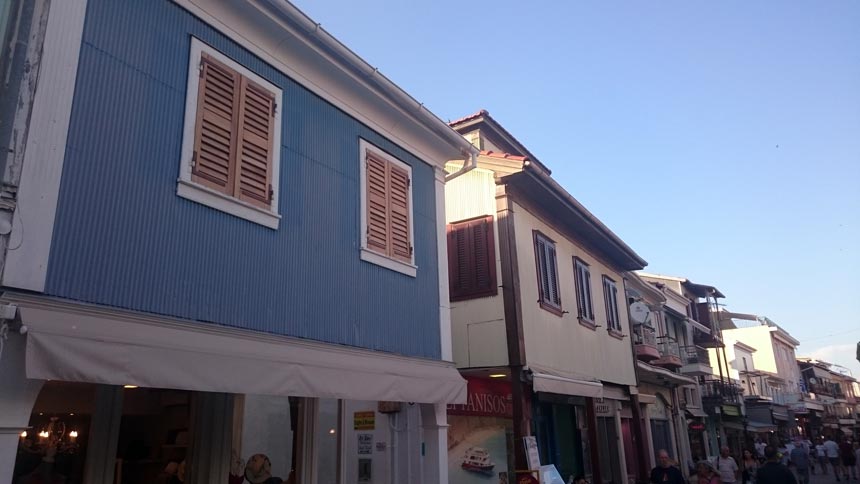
595;398;615;417
353;411;375;430
688;421;705;431
523;436;541;470
790;404;809;414
357;433;373;455
721;405;740;417
447;377;513;418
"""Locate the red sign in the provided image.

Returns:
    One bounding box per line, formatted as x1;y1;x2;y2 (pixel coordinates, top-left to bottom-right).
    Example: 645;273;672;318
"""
447;377;513;418
689;422;705;431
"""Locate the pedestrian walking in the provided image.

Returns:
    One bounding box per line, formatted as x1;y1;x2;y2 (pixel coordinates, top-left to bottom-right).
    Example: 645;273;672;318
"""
756;446;797;484
840;438;857;480
790;441;810;484
741;449;758;484
854;442;860;481
824;436;841;480
649;449;685;484
695;461;721;484
713;446;740;483
816;439;829;475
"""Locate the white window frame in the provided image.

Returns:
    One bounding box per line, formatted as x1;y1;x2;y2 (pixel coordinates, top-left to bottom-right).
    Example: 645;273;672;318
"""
573;257;594;322
358;138;417;277
177;37;283;229
603;276;622;332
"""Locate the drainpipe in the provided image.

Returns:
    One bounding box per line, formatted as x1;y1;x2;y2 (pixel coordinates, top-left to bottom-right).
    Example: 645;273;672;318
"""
444;150;478;182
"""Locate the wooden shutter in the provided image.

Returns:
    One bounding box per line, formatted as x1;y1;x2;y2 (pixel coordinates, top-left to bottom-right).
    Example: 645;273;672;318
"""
448;216;497;301
366;151;389;254
236;79;276;208
388;163;412;263
192;53;240;194
534;232;561;313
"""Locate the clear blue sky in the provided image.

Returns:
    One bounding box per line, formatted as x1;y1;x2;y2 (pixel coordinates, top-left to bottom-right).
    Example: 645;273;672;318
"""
293;1;860;375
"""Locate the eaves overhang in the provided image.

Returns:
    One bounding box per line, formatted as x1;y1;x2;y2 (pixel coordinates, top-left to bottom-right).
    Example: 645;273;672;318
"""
498;164;647;271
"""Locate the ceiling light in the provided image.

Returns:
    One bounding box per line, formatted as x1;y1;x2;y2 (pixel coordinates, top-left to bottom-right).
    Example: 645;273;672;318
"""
123;385;138;389
489;373;506;378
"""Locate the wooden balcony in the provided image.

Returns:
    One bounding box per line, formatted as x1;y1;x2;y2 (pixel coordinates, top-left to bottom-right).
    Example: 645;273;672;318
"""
633;324;660;362
652;337;683;369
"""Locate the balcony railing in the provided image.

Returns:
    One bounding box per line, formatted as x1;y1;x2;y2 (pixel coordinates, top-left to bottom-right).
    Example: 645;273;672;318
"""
633;324;657;347
701;378;743;405
656;336;681;359
681;345;711;366
808;382;846;398
693;326;723;348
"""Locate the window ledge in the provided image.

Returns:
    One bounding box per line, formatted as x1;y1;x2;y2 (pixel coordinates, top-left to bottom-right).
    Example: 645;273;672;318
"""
538;301;564;317
360;248;416;277
608;329;626;340
578;318;597;330
177;179;280;230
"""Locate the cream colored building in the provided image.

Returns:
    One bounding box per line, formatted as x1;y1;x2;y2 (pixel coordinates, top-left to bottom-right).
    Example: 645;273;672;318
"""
444;110;649;484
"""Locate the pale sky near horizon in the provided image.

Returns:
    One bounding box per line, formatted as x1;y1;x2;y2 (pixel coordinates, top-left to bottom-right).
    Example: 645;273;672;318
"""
293;1;860;376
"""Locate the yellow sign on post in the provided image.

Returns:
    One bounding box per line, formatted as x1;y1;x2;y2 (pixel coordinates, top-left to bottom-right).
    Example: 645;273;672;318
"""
354;411;376;430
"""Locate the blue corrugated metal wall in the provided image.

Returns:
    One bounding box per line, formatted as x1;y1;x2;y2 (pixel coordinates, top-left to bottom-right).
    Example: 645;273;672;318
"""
44;0;442;359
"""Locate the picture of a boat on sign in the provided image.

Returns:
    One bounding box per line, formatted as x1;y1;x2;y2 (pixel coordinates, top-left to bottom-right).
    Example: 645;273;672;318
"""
461;447;496;475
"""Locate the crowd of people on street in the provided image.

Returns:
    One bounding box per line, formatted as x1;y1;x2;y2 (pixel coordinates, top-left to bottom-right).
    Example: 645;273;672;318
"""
647;434;860;484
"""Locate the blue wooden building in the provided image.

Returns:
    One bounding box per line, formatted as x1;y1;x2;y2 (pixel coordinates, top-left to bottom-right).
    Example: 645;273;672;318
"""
0;1;474;482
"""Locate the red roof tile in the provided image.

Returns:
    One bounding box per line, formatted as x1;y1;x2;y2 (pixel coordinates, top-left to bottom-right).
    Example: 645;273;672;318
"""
479;150;529;162
448;109;488;127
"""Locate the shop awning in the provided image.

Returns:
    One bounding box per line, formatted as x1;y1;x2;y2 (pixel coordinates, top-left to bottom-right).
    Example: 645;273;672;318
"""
532;372;603;399
747;421;778;433
772;411;789;421
685;407;709;418
16;296;467;404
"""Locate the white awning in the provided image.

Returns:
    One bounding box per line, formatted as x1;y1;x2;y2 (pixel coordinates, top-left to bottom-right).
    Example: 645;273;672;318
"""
532;372;603;399
15;296;467;404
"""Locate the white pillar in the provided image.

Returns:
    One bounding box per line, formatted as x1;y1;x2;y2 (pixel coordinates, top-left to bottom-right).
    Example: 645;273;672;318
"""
614;403;628;483
0;332;45;484
420;403;449;484
643;405;656;469
83;385;124;484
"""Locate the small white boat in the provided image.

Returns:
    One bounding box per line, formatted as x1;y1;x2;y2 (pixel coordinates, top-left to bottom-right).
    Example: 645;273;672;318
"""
461;447;495;475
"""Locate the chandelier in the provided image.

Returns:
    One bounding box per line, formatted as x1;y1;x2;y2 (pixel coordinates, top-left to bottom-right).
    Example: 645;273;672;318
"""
19;416;80;460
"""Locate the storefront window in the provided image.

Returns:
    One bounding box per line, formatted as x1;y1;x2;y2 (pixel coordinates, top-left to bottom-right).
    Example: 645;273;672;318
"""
316;399;340;483
13;382;95;484
234;395;303;484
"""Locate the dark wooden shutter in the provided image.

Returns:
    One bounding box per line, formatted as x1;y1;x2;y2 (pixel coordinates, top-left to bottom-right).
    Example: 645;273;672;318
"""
236;78;276;208
388;163;412;263
448;216;497;301
192;53;240;194
366;151;389;254
696;302;711;325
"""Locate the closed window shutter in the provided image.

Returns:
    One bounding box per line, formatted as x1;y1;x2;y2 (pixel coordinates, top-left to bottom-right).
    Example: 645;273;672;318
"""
366;152;389;254
448;216;497;301
236;79;276;208
546;244;559;306
388;163;411;263
192;54;240;194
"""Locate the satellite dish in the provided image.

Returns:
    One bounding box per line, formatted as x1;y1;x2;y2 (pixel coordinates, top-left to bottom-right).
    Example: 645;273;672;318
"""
629;301;649;324
808;377;817;385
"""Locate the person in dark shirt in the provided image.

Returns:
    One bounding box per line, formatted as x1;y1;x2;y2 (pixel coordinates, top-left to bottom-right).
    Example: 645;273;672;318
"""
756;445;797;484
650;449;685;484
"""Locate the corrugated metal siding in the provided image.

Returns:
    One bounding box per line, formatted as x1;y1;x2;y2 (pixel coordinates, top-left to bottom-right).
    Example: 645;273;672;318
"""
44;0;441;358
444;167;497;223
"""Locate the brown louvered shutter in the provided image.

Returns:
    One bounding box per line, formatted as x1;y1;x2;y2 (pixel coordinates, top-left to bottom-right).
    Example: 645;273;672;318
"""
235;78;276;208
388;163;412;263
366;151;389;254
192;53;240;194
448;215;497;301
